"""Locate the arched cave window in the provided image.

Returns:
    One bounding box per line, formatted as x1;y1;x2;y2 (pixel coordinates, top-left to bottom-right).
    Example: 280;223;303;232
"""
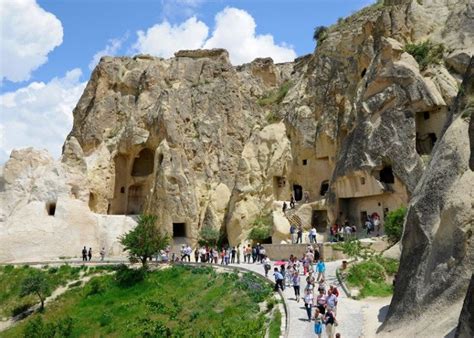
320;180;329;196
131;148;155;177
379;166;394;184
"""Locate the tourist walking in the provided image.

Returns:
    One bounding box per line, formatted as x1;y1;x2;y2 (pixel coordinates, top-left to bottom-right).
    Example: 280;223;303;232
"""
262;256;271;277
273;268;284;291
296;225;303;244
290;196;295;209
317;259;326;281
290;224;297;244
313;308;324;338
252;245;257;263
310;226;317;244
292;270;301;302
324;309;337;338
100;247;105;261
236;245;241;264
194;247;199;262
88;247;92;261
82;246;87;261
303;289;314;321
231;246;236;263
282;201;287;213
326;289;338;316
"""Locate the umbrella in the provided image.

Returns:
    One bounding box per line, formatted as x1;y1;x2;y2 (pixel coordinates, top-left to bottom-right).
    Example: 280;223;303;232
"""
274;260;286;266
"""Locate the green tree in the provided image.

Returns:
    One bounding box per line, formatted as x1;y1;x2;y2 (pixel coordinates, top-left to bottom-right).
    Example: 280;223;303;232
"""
119;214;170;267
313;26;328;44
198;226;220;247
19;270;50;310
384;207;407;243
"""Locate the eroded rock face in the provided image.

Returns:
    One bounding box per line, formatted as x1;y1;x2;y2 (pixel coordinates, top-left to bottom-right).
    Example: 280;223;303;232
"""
0;0;472;278
380;57;474;337
455;274;474;338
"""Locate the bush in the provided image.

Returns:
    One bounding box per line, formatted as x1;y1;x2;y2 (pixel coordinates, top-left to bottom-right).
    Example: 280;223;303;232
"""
257;81;292;106
313;26;328;44
23;316;74;338
269;309;282;338
11;303;31;317
384;207;406;243
114;265;146;287
248;214;272;242
86;278;104;296
404;40;445;70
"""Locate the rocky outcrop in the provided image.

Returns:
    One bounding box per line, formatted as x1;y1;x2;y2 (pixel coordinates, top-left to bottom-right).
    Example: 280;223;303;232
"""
380;57;474;337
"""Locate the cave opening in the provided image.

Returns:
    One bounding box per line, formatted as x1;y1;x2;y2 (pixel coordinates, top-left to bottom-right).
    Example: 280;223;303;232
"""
46;201;56;216
131;148;155;177
379;166;394;184
173;223;187;238
320;180;329;196
293;184;303;201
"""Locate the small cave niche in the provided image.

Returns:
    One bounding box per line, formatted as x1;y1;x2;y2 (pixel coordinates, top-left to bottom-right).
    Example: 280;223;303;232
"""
423;111;430;120
158;153;164;166
46;201;57;216
302;159;308;166
173;223;187;238
131;148;155;177
320;180;329;196
361;68;367;78
379;166;394;184
360;177;366;185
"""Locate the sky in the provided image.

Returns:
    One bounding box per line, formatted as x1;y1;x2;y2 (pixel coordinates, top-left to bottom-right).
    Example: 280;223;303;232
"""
0;0;375;164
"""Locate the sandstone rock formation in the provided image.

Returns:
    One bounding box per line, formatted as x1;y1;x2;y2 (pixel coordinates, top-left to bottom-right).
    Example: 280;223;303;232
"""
0;0;472;286
455;274;474;338
380;57;474;337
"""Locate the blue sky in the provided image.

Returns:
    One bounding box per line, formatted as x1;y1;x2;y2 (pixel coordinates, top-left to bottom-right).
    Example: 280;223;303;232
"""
0;0;374;163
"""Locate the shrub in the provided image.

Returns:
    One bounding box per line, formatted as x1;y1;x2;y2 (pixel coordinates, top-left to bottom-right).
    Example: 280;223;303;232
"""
198;226;220;247
248;214;272;242
86;278;104;296
11;303;31;317
313;26;328;44
23;316;74;338
384;207;406;243
257;81;292;106
114;265;146;287
404;40;445;70
269;309;282;338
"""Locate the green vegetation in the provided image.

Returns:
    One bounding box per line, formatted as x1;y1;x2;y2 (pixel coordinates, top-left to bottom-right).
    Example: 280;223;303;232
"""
198;225;220;247
384;207;407;244
312;26;328;44
333;239;375;261
269;309;282;338
19;270;50;310
257;81;292;106
346;256;399;298
119;214;170;267
0;265;83;317
265;110;281;124
461;96;474;120
404;40;445;70
4;265;274;337
248;213;273;242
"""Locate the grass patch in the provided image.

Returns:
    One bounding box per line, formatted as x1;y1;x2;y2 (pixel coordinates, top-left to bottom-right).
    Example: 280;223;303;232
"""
257;81;292;106
3;265;272;337
0;265;82;317
404;40;445;70
346;257;399;298
269;309;282;338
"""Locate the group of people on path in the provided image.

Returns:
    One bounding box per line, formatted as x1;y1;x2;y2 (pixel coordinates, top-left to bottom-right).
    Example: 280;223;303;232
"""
81;246;106;261
272;244;341;338
189;243;268;265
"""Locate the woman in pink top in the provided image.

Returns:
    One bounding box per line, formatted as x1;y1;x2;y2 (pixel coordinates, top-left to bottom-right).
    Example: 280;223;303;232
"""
316;289;327;315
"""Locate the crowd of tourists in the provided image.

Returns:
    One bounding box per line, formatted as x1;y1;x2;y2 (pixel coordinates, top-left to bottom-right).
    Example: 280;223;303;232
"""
178;243;270;265
272;244;341;338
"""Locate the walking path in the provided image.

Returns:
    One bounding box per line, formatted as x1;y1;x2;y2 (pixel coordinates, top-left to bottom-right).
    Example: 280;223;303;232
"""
232;260;365;338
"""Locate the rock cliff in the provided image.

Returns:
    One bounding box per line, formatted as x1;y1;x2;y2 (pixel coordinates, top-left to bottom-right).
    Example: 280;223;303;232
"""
0;3;472;329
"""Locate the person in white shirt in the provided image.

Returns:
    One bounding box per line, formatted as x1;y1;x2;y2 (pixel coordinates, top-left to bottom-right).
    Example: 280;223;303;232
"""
310;227;317;244
303;289;314;321
326;289;338;315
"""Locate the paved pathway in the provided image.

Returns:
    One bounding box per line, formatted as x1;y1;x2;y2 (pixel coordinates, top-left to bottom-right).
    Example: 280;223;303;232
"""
231;260;364;338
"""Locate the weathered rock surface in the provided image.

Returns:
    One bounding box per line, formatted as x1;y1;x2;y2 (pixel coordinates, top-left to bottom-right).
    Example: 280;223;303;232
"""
380;57;474;337
455;274;474;338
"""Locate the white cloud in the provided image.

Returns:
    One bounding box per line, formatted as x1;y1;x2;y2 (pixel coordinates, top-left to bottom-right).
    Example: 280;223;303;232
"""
133;17;209;58
0;0;63;83
133;7;296;65
0;69;86;163
89;35;129;70
204;8;296;65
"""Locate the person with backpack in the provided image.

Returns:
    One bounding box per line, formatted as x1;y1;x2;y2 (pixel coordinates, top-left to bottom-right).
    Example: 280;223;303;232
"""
273;268;284;291
324;309;337;338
